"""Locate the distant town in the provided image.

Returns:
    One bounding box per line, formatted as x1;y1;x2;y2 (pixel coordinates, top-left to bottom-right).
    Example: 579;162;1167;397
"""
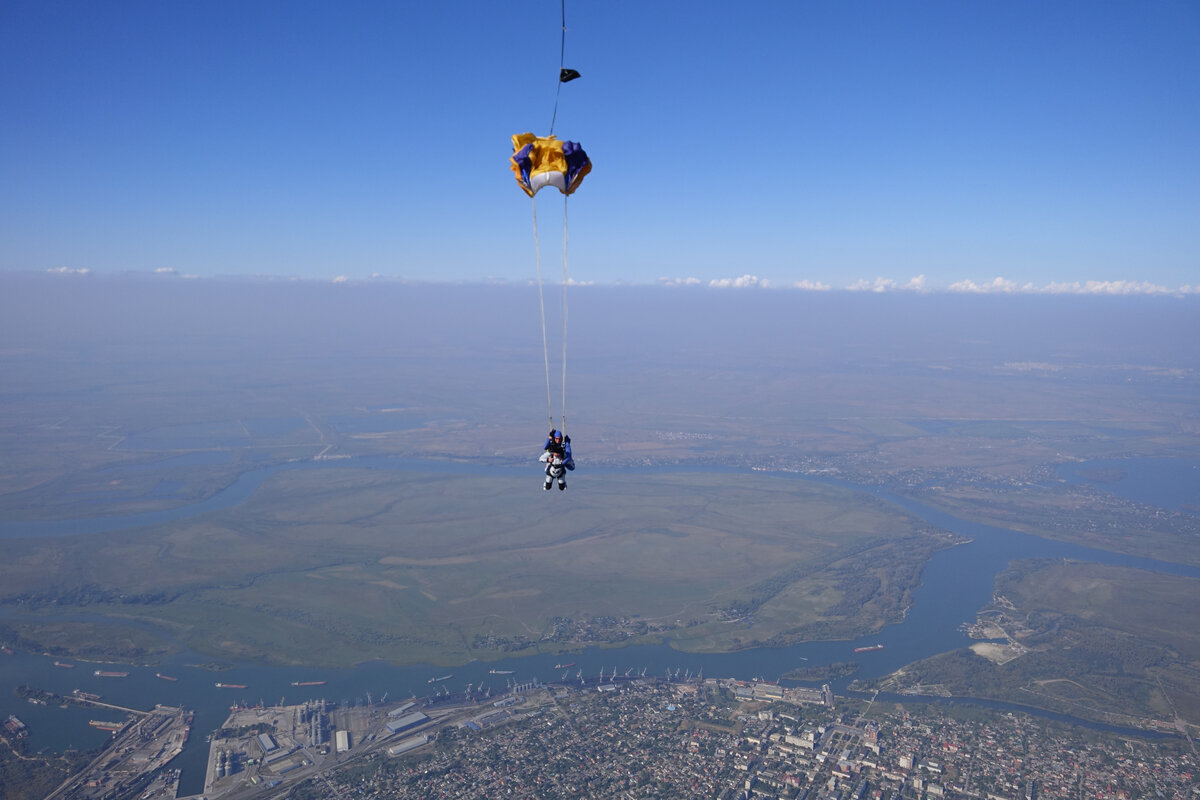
8;674;1195;800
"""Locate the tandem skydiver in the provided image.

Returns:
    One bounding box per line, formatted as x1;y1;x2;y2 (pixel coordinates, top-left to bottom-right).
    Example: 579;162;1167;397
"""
539;429;574;491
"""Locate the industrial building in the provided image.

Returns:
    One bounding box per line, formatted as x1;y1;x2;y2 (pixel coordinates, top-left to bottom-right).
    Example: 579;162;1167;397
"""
257;733;277;755
387;734;429;756
385;712;428;735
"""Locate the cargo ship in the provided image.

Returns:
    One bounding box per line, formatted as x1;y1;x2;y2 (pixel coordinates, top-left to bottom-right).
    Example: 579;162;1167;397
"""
215;683;248;689
554;662;575;669
89;720;124;732
156;673;178;681
54;661;75;668
290;681;326;686
427;674;452;684
488;669;513;675
853;644;885;653
94;670;130;677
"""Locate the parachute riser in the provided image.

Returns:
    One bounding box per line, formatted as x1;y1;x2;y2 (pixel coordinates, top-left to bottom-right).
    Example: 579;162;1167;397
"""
531;192;571;437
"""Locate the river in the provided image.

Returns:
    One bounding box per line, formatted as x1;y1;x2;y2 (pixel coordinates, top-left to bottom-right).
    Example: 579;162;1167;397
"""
1;456;1196;793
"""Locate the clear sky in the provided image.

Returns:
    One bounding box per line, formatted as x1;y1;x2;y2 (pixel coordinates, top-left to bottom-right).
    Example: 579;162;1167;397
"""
2;1;1198;293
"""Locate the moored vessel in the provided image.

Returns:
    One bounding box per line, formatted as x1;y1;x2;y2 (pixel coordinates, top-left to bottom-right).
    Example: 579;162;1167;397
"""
89;720;123;732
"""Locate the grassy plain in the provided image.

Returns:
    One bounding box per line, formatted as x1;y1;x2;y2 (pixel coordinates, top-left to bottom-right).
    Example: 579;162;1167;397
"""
867;560;1200;728
0;467;952;667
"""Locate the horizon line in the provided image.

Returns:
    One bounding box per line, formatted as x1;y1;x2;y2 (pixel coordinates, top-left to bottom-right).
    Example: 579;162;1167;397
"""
13;267;1200;297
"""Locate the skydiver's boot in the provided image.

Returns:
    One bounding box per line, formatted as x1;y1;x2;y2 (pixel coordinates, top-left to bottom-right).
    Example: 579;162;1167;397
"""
544;478;552;491
558;480;566;491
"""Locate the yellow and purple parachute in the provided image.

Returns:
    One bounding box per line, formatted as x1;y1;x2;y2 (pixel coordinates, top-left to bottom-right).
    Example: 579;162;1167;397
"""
510;133;591;198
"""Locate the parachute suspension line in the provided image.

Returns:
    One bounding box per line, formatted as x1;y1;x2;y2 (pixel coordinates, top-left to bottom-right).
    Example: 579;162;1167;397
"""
532;197;554;431
559;194;570;436
548;0;567;137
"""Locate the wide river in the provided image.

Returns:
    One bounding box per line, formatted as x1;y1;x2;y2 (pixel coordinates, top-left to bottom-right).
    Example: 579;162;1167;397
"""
2;456;1197;794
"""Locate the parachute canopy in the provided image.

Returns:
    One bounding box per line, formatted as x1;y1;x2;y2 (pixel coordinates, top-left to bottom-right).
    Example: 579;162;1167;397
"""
510;133;591;198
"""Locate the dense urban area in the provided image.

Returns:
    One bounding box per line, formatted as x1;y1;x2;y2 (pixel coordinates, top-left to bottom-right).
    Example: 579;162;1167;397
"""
294;679;1197;800
11;674;1194;800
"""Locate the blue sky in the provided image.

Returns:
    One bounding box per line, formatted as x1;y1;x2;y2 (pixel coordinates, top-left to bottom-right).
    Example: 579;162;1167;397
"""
2;1;1198;292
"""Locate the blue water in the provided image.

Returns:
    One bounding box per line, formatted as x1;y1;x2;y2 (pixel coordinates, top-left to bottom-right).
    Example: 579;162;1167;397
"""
1;456;1196;792
1056;457;1200;516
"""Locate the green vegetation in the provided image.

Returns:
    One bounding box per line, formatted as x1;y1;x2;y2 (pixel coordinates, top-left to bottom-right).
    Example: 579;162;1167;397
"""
782;661;860;681
864;559;1200;727
0;620;180;663
0;469;949;667
0;736;92;800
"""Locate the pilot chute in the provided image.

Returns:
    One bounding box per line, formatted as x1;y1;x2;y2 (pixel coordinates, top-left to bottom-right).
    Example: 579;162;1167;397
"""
510;133;591;198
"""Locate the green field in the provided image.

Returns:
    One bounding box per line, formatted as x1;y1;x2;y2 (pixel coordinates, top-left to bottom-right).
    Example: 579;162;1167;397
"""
0;467;954;667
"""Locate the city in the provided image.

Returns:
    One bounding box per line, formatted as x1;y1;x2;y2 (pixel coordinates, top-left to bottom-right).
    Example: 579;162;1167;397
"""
16;674;1193;800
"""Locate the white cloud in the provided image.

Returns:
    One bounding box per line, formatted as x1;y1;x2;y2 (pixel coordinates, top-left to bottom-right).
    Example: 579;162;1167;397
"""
154;267;177;275
1045;279;1172;295
947;277;1193;295
847;277;895;292
904;274;928;292
792;279;831;291
332;275;349;284
46;266;90;275
709;274;762;288
657;276;702;287
948;277;1025;293
565;277;594;286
